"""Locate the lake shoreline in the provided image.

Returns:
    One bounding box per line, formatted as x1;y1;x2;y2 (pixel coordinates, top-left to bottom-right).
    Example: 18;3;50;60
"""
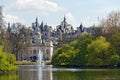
53;65;120;69
15;61;120;69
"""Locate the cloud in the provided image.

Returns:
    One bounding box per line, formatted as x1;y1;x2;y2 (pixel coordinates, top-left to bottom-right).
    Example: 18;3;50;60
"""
81;16;98;27
4;14;25;24
66;12;75;22
65;12;78;27
8;0;65;15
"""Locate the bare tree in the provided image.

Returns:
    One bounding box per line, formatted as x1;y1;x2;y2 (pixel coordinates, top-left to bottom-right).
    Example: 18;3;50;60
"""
101;11;120;35
0;6;5;33
5;23;30;60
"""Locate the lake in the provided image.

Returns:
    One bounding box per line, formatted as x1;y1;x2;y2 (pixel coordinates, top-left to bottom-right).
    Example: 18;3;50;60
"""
0;65;120;80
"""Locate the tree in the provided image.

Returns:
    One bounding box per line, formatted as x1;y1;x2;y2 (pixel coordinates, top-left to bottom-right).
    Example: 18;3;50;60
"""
87;36;119;66
109;32;120;55
101;11;120;36
0;6;6;46
0;45;17;72
89;25;102;37
52;33;93;66
52;44;77;66
55;36;77;50
70;33;93;66
4;23;30;60
0;6;4;33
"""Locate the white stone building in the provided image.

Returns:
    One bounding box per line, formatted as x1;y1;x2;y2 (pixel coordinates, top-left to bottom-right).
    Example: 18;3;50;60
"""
27;18;53;61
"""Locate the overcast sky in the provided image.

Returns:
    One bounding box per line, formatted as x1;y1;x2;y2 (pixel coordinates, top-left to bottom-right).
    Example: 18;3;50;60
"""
0;0;120;28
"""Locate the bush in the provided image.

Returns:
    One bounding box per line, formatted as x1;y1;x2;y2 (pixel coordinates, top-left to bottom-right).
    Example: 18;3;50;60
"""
0;46;18;72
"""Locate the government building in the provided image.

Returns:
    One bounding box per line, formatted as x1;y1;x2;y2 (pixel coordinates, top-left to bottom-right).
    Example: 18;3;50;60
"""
26;17;86;62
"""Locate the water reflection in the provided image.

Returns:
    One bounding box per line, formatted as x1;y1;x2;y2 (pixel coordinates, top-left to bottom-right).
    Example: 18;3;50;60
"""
52;68;120;80
0;65;120;80
18;65;53;80
0;73;18;80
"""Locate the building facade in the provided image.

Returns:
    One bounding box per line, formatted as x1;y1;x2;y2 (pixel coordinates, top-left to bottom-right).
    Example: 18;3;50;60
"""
27;17;87;61
27;18;53;61
6;15;92;62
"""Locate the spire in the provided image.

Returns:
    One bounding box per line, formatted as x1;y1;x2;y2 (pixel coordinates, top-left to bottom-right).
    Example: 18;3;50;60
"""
35;17;38;27
79;22;83;32
7;22;11;33
40;21;44;33
36;17;38;24
41;21;43;26
63;15;66;22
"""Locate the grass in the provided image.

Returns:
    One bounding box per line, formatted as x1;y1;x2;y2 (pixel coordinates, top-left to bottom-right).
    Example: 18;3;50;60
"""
15;61;37;65
45;61;51;65
15;60;52;65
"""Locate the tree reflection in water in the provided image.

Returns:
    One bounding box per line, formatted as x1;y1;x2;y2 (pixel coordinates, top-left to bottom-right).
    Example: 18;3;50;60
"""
2;66;120;80
52;69;120;80
0;73;18;80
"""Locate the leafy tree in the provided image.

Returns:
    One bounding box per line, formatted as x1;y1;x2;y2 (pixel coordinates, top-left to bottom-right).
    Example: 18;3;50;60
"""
109;32;120;55
6;53;16;65
70;33;93;66
87;36;119;66
52;33;93;66
0;45;17;72
110;54;120;66
52;44;77;66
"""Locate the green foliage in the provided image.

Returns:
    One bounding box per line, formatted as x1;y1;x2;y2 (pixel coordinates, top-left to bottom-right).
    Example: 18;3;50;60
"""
52;34;120;67
15;61;37;65
110;32;120;55
52;44;78;65
70;40;79;49
110;54;120;66
0;73;18;80
87;36;119;66
0;45;17;72
6;53;16;65
70;34;93;66
52;34;93;66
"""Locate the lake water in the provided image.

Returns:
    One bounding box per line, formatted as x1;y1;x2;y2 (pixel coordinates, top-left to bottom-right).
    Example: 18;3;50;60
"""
0;65;120;80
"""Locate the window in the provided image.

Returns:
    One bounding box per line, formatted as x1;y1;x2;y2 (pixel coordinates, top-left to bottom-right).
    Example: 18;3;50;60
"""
46;49;49;54
33;49;36;54
32;39;35;44
45;33;47;35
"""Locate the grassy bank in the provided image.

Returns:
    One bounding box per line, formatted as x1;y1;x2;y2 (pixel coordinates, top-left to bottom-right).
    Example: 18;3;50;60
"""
15;61;37;65
15;61;52;65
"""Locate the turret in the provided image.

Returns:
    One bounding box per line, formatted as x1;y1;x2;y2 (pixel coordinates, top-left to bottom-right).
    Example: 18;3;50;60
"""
39;21;44;33
63;15;66;22
79;23;83;32
35;17;39;28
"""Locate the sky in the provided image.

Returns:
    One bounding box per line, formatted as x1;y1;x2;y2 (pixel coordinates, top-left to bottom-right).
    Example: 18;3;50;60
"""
0;0;120;29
